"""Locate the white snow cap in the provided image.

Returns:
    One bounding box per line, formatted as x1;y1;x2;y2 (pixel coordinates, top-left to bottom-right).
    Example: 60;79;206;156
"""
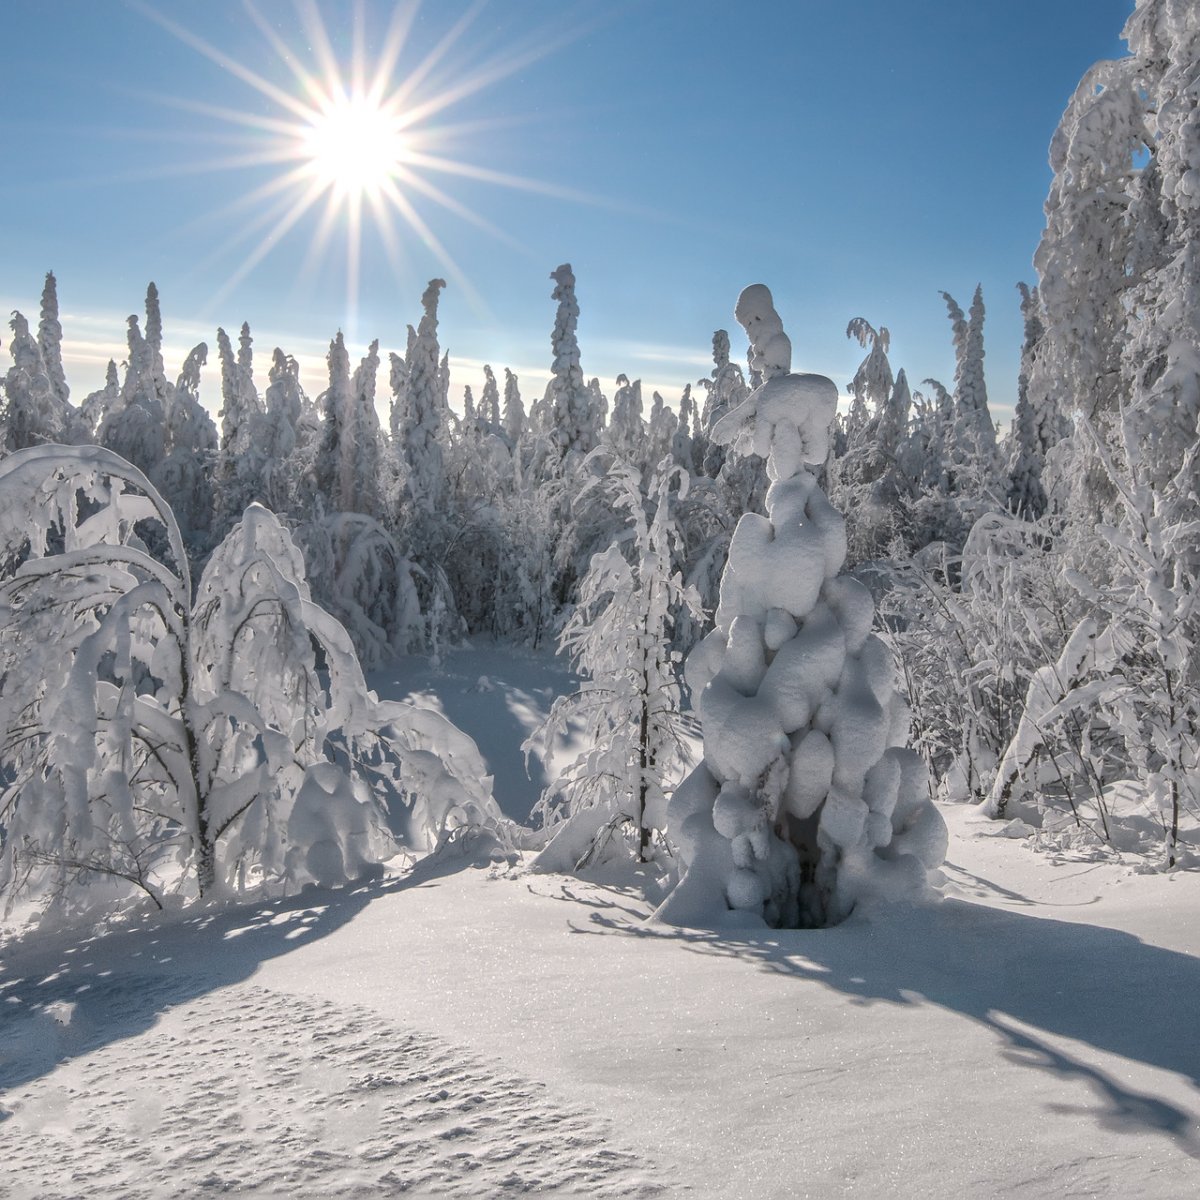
713;285;838;477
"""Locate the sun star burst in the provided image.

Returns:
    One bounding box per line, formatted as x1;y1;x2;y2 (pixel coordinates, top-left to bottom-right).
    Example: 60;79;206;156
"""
302;93;411;201
129;0;599;329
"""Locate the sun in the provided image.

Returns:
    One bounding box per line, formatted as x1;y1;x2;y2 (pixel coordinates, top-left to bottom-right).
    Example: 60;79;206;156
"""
130;0;596;328
302;93;410;201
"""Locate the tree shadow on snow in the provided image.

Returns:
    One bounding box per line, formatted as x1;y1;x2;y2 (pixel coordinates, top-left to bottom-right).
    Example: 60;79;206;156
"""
574;896;1200;1156
0;849;480;1108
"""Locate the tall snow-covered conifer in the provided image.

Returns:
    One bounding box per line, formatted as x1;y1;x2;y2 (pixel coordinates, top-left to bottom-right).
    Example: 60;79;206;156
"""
399;279;448;513
657;285;946;929
37;272;69;410
548;263;594;456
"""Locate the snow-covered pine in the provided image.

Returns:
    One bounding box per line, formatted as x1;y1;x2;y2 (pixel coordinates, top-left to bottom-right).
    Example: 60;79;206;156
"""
656;284;946;929
673;384;696;471
698;329;746;479
547;263;595;457
260;347;307;514
608;374;644;462
346;339;384;521
214;323;267;536
145;282;167;392
461;384;476;433
528;455;701;871
480;364;502;433
1035;50;1147;431
37;271;70;411
314;331;353;512
942;286;997;464
79;359;120;440
647;391;677;470
1119;0;1200;496
588;377;608;436
502;367;525;445
3;311;62;451
398;279;449;514
830;318;909;563
304;338;422;666
843;317;891;446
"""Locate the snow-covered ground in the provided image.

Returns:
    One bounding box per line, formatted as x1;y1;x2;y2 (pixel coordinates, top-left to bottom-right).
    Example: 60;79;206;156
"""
3;643;1198;1198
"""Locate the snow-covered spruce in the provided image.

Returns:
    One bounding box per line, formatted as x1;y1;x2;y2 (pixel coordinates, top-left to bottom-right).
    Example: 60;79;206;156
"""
656;285;946;929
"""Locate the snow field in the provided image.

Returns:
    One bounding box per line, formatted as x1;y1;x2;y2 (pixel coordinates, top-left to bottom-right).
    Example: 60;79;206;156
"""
3;647;1199;1199
2;968;666;1198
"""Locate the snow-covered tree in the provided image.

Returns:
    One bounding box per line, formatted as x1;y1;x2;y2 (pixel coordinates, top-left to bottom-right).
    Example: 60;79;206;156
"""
0;444;500;923
547;263;595;456
608;374;644;461
843;318;892;444
502;368;525;445
529;456;701;870
1035;53;1148;430
214;323;266;534
829;318;911;563
3;311;62;451
480;364;502;432
1119;2;1200;496
80;360;120;439
647;391;677;469
313;331;352;510
346;339;384;520
673;385;697;471
156;341;218;551
98;314;166;477
259;347;307;514
37;272;70;411
1007;282;1050;519
398;279;448;514
698;330;747;476
657;285;946;929
942;286;996;463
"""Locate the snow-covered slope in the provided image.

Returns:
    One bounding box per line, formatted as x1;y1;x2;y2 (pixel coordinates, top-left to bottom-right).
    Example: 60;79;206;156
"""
3;644;1198;1198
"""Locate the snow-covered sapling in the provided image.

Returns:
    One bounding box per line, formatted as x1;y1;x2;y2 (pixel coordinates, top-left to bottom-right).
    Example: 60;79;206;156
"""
527;455;701;871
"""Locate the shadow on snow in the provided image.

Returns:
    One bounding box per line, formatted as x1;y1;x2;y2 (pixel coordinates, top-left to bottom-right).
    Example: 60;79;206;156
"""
569;893;1200;1156
0;848;482;1111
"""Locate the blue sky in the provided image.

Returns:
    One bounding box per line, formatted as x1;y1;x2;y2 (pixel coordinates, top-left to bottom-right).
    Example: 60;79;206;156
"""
1;0;1131;421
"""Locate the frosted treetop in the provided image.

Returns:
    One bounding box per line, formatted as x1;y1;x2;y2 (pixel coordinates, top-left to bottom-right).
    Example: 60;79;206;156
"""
712;284;838;479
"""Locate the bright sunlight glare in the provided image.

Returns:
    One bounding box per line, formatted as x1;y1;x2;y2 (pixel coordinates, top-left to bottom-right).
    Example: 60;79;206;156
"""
130;0;600;327
303;94;409;199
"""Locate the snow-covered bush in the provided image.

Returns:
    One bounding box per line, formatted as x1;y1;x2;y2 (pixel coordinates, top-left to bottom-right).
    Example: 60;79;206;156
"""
877;513;1078;803
298;511;424;667
656;286;946;929
986;414;1200;865
0;445;502;926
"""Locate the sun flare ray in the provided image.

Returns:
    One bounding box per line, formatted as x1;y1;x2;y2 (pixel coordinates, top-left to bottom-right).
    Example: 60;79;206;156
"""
130;1;318;125
134;0;597;324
